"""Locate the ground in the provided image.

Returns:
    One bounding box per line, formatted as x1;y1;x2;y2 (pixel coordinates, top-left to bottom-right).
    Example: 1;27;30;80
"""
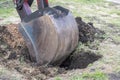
0;0;120;80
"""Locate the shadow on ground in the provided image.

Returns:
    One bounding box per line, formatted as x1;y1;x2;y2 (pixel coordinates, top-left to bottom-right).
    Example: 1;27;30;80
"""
60;51;102;70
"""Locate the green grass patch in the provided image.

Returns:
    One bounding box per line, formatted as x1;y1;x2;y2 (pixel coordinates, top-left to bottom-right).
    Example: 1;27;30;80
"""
55;77;62;80
109;9;120;16
71;71;108;80
110;20;120;27
0;7;15;18
115;66;120;73
111;35;120;43
82;71;108;80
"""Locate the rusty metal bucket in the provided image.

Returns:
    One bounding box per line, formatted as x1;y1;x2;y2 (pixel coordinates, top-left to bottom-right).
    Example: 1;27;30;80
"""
19;6;79;65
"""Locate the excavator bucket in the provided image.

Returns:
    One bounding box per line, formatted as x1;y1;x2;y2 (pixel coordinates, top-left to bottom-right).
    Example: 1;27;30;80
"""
15;0;79;65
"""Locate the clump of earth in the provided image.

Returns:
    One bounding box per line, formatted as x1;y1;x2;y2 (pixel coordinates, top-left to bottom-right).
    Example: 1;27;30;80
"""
0;17;104;80
76;17;105;43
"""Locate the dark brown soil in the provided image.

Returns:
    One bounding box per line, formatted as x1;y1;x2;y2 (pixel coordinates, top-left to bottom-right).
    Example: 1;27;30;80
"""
76;17;96;43
76;17;105;43
60;51;102;70
0;18;104;79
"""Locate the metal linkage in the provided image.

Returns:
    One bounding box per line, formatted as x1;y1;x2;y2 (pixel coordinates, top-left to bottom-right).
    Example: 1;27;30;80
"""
13;0;49;20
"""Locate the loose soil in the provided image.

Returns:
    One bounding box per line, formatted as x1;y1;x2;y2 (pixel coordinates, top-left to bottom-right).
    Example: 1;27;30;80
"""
0;18;104;80
76;17;105;43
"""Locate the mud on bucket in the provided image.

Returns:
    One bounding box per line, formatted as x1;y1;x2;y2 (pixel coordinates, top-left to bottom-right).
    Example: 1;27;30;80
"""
19;6;79;66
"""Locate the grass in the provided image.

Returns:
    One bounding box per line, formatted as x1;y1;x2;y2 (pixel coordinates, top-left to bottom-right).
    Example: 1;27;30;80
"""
49;0;105;17
111;35;120;43
49;0;104;4
0;8;15;18
110;19;120;27
71;70;108;80
0;66;23;80
109;9;120;15
55;77;62;80
82;71;108;80
0;1;18;25
0;0;15;18
72;0;104;4
115;66;120;73
0;67;6;75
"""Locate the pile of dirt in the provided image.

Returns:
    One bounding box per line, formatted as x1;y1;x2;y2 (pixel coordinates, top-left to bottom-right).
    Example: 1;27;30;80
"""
0;24;29;61
76;17;105;43
76;17;96;43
